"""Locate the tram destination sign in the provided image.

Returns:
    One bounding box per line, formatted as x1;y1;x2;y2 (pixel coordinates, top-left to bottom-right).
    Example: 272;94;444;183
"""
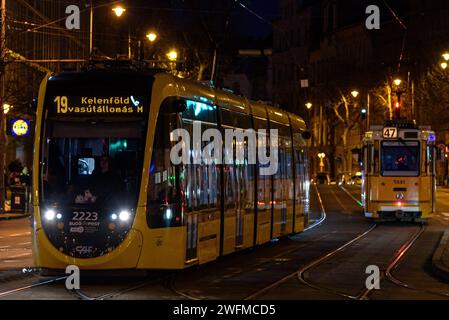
50;95;145;116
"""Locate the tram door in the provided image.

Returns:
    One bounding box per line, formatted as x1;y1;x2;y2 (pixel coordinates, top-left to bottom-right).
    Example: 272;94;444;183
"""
186;213;198;261
362;144;370;209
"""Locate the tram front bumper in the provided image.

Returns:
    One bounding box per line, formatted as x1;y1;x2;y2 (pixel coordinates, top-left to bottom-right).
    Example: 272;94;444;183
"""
377;206;422;222
33;228;143;270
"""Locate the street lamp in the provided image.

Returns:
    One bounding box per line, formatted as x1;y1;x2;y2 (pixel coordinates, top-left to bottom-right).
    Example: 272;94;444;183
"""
443;52;449;61
393;78;402;86
3;103;11;114
146;32;157;43
441;62;448;70
351;90;359;98
305;102;312;110
167;50;178;61
112;6;126;17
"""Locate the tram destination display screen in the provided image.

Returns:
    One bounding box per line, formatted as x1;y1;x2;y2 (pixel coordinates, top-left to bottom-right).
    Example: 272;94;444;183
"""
381;141;420;176
49;95;145;116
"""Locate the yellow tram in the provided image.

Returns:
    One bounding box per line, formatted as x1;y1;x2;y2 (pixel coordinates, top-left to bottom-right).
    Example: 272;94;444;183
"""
32;65;311;271
361;120;436;222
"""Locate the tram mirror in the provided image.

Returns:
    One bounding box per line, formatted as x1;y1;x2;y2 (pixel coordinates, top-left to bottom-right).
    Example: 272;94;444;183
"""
301;131;311;140
161;97;187;114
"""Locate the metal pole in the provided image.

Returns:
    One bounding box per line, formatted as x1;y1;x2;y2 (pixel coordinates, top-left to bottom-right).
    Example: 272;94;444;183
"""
0;0;6;213
411;79;415;120
210;47;217;84
367;92;370;131
128;29;131;59
89;0;93;57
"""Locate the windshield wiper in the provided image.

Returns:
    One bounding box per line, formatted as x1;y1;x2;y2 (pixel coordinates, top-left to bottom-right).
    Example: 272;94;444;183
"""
397;137;417;156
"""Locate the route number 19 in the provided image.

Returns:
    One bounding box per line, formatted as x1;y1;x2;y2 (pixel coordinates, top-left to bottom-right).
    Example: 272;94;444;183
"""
54;96;68;113
383;127;397;138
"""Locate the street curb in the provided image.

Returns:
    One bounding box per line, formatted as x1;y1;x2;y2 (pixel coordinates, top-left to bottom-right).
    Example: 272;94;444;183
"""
432;230;449;283
0;214;30;221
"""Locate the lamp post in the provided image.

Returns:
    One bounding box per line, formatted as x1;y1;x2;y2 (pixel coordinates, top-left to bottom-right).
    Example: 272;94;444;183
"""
111;5;133;59
89;4;129;58
318;152;326;173
1;0;6;213
392;78;405;119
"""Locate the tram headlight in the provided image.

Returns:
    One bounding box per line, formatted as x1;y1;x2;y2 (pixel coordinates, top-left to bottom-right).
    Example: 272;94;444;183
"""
44;209;56;221
119;210;131;222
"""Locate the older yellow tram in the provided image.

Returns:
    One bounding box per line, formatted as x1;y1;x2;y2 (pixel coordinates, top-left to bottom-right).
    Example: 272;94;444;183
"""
361;120;436;222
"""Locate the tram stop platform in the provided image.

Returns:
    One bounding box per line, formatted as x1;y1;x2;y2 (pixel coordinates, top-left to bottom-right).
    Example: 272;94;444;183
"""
432;230;449;282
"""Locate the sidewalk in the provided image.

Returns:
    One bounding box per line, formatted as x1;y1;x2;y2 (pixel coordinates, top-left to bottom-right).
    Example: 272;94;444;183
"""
0;212;30;221
432;230;449;282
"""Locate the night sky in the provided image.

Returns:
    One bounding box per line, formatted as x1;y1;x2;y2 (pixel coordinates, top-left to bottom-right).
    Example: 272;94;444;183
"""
231;0;279;38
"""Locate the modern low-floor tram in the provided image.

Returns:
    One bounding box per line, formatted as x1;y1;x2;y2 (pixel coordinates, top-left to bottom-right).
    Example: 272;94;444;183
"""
32;67;311;271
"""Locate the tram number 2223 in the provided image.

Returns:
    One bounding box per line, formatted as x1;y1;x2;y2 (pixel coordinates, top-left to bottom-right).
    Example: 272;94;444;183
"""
383;127;397;138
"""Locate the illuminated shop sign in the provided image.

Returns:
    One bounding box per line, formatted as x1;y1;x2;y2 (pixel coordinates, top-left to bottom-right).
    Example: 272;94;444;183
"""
52;95;144;115
11;119;30;137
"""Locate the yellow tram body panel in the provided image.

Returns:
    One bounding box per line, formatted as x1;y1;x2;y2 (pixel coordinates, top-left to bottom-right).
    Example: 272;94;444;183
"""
364;176;434;220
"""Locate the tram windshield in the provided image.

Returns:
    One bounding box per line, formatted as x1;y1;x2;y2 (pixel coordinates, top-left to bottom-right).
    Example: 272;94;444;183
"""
41;119;146;207
381;141;420;176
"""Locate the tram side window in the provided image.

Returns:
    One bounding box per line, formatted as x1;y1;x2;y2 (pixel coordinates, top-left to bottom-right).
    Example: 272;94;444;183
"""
147;112;183;228
364;143;377;175
220;108;254;212
181;100;219;211
270;121;293;212
426;145;435;175
254;116;271;209
374;141;379;175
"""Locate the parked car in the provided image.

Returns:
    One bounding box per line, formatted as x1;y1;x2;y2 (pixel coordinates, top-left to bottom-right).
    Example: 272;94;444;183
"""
349;175;362;185
314;172;330;185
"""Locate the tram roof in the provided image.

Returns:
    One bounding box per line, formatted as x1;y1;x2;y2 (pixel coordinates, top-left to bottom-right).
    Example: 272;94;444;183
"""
48;68;307;132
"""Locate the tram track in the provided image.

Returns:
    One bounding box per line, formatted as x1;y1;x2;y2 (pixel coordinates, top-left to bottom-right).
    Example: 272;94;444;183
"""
0;274;67;299
336;185;449;299
245;185;429;300
70;275;170;300
167;184;329;300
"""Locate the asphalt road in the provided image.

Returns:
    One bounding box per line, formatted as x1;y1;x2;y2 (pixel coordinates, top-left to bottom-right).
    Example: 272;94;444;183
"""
0;185;448;300
0;218;32;270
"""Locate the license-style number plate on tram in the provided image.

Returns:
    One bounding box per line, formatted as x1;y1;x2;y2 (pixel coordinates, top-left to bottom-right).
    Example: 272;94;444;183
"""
383;127;397;138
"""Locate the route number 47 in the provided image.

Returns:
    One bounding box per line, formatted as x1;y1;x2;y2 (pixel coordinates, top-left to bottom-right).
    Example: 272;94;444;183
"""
383;127;397;138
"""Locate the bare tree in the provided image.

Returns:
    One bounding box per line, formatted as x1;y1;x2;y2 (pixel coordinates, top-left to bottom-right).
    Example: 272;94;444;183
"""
331;90;362;173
